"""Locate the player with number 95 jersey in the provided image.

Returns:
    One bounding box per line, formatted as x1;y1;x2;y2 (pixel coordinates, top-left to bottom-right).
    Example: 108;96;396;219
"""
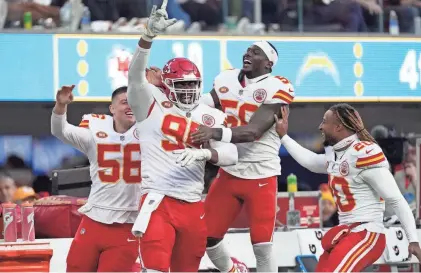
51;85;141;272
274;103;421;272
127;4;238;272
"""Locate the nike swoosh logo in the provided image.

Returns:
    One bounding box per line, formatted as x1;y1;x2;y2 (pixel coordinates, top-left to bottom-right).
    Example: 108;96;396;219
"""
127;238;137;242
200;214;205;219
259;183;268;187
366;149;373;154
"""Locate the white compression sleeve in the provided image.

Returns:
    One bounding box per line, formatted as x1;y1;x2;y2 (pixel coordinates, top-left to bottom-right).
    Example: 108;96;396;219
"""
51;112;92;154
281;135;328;174
360;167;419;243
127;46;156;122
209;139;238;166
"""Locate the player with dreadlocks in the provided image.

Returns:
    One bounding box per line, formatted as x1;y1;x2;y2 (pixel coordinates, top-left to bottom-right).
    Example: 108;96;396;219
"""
274;104;421;272
328;103;376;144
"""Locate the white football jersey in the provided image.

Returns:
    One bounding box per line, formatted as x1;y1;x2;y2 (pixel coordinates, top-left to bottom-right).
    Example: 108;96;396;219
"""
51;112;142;224
213;69;295;179
326;140;389;230
79;114;141;211
136;86;227;202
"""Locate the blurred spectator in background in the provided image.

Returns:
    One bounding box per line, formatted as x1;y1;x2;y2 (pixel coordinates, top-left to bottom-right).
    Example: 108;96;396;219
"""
241;0;368;32
394;140;417;211
3;155;33;187
406;139;417;165
319;184;339;227
363;0;418;33
312;0;369;32
0;0;60;28
32;175;52;198
0;171;16;204
242;0;282;26
5;154;27;169
176;0;222;29
50;0;147;22
371;124;417;210
166;0;191;28
14;186;38;204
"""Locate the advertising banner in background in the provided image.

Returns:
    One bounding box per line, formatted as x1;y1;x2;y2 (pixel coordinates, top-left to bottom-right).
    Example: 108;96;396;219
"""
1;33;421;102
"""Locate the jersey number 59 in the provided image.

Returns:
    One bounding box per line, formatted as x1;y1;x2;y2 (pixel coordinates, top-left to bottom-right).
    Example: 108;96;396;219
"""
97;143;141;184
220;100;258;127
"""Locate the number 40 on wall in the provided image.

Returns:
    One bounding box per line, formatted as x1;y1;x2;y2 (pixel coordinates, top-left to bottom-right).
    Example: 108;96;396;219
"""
399;50;421;90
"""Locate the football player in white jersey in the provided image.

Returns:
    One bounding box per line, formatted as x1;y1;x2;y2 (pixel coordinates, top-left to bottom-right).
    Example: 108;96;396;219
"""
51;85;141;272
127;3;239;272
183;41;294;272
274;104;421;272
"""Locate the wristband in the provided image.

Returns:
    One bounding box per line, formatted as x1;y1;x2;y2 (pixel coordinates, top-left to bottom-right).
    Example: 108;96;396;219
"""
202;149;212;161
221;128;232;143
141;34;155;42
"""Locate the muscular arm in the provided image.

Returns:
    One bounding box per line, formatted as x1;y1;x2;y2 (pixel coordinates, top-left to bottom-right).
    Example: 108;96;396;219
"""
127;39;156;123
360;167;419;243
213;103;284;143
281;135;328;174
51;104;92;154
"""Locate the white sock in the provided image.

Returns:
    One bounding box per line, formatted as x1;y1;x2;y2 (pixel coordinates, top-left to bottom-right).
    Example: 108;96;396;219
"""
206;241;234;272
253;242;277;272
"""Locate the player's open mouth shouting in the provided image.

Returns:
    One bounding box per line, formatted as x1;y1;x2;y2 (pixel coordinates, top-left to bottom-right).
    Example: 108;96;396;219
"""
243;57;252;69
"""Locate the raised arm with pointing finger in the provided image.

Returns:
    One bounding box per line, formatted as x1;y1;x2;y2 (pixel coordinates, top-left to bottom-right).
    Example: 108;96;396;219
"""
127;1;177;123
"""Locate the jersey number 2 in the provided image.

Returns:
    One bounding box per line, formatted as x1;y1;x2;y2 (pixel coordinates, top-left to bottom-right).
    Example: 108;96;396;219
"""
161;114;200;151
353;141;372;152
220;100;258;127
97;143;141;184
328;175;356;212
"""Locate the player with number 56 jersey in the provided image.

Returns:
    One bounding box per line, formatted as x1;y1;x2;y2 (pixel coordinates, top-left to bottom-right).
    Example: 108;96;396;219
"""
127;5;238;272
274;103;421;272
51;86;141;272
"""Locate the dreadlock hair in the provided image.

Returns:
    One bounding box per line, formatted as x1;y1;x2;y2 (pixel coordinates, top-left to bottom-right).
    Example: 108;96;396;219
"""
329;103;376;143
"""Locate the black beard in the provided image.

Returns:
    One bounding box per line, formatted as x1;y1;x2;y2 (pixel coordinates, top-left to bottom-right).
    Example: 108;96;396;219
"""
323;136;336;147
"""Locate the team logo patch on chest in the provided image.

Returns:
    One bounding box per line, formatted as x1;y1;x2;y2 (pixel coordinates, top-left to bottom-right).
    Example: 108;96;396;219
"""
133;128;140;140
202;114;215;127
161;101;173;108
219;86;229;93
339;161;349;176
253;89;267;103
96;131;108;138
